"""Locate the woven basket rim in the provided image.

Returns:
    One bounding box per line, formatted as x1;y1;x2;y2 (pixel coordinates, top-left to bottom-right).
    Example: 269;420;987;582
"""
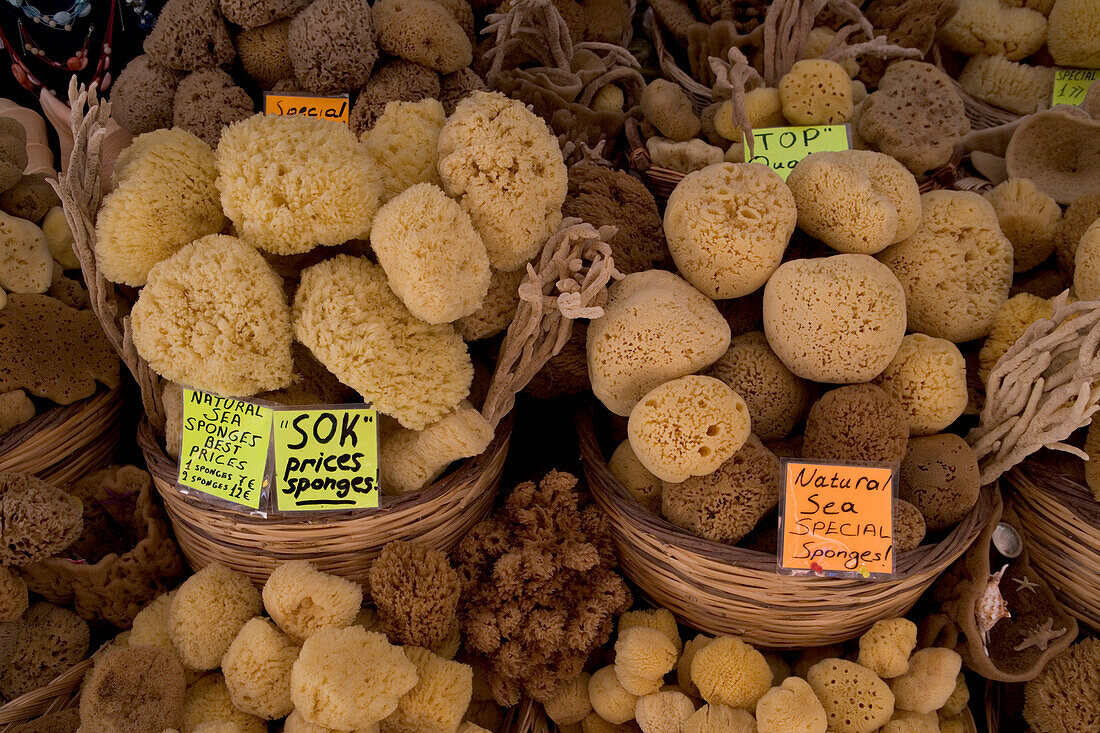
0;386;121;455
1007;451;1100;525
0;655;92;726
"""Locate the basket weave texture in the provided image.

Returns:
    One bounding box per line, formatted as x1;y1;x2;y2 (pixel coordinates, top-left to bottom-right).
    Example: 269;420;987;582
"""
0;656;91;730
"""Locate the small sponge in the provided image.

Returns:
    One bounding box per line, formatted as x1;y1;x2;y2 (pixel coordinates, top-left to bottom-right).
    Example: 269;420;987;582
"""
168;563;263;670
779;59;855;125
893;499;926;551
172;69;253;148
634;690;696;733
143;0;234;71
221;617;299;720
690;637;772;710
806;659;895;733
755;676;828;733
373;0;473;73
614;626;678;696
382;646;473;733
899;434;981;531
545;673;593;726
889;648;962;714
641;80;701;141
984;178;1061;273
262;560;362;643
684;704;757;733
362;99;445;203
181;673;265;733
857;618;917;679
235;20;293;89
588;665;639;726
802;384;910;464
608;440;662;513
978;293;1053;383
368;540;461;651
0;602;89;699
110;55;179;135
872;334;968;435
618;608;682;654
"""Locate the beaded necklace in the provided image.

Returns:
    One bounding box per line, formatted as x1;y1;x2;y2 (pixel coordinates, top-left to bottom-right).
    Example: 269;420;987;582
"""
5;0;92;30
0;0;116;93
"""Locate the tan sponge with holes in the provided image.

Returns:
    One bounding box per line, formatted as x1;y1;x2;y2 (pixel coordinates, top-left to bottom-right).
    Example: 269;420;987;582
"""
872;334;968;436
778;59;855;125
627;375;750;484
803;384;910;464
807;658;895;733
899;433;980;531
983;178;1061;273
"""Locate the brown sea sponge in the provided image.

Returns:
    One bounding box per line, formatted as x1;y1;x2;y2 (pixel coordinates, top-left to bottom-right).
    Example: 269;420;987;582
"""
350;60;441;135
763;255;907;383
143;0;234;71
628;375;751;484
440;68;486;115
755;676;828;733
899;434;981;531
984;178;1061;273
369;540;461;650
878;191;1013;343
0;602;89;698
0;173;57;223
383;646;473;733
937;0;1047;60
109;55;179;135
589;665;639;725
219;0;310;28
779;59;854;125
803;385;910;464
453;266;524;341
664;163;796;299
1055;193;1100;273
262;560;361;643
373;0;472;73
0;471;82;566
890;648;962;714
180;673;266;733
79;646;186;733
169;563;262;670
893;499;926;552
978;293;1054;383
1047;0;1100;67
363;99;445;203
690;637;772;710
235;20;292;89
641;80;701;141
221;618;299;720
291;627;418;730
0;390;34;439
131;235;295;397
872;334;968;436
0;118;26;194
661;434;780;543
0;566;28;622
1075;220;1100;300
806;659;895;733
1005;111;1100;206
1023;638;1100;733
608;440;662;512
634;690;696;733
857;618;917;679
172;69;253;148
292;255;471;429
288;0;378;93
614;626;677;696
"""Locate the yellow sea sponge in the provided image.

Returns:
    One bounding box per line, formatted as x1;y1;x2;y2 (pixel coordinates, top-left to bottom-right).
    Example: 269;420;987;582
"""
779;59;855;125
589;665;639;726
677;635;712;698
882;715;938;733
899;434;981;531
664;162;796;299
690;637;772;710
130;590;177;651
787;150;921;255
937;0;1047;60
857;619;917;679
291;627;419;730
381;646;472;733
684;704;755;733
939;673;970;718
292;256;472;429
221;617;299;720
618;609;682;655
634;691;695;733
380;401;494;494
806;659;895;733
627;375;751;484
763;254;907;383
799;27;860;76
545;673;593;726
978;293;1053;383
647;137;725;174
755;676;827;733
370;183;490;324
1045;0;1100;67
878;191;1013;343
131;235;295;397
284;709;380;732
890;648;962;714
95;128;224;286
873;334;967;435
216;114;381;256
958;55;1054;116
262;560;362;642
984;178;1061;273
168;564;262;671
363;99;446;203
614;627;678;696
180;674;265;732
453;266;524;341
713;87;787;141
587;270;730;416
0;212;52;295
1074;220;1100;300
608;440;662;513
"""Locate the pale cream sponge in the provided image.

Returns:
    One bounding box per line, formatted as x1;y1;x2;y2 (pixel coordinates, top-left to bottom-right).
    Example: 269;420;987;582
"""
872;334;968;435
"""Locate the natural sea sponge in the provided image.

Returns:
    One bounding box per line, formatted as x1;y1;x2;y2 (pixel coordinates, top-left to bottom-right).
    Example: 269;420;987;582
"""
1023;638;1100;733
383;647;472;733
588;270;730;416
646;137;725;174
893;499;926;551
0;173;58;223
221;618;299;719
172;69;253;148
371;183;490;324
293;256;471;429
143;0;234;71
937;0;1047;60
1044;0;1100;67
291;627;418;730
262;560;361;643
169;563;262;670
889;648;962;714
440;68;486;116
803;384;910;464
216;114;380;256
779;59;854;125
940;674;970;718
662;434;780;543
713;88;786;142
220;0;310;28
857;618;917;679
0;211;52;294
1075;220;1100;300
380;401;493;494
235;20;292;89
634;690;696;733
0;565;28;622
589;665;639;725
109;55;179;135
984;178;1061;272
878;191;1013;343
363;100;445;203
0;118;27;193
978;293;1053;383
95;128;224;286
0;389;34;439
181;673;265;733
684;704;756;733
690;637;772;710
79;646;186;733
787;150;921;256
641;80;701;141
763;254;907;383
859;62;970;174
873;334;967;435
608;440;662;512
0;602;89;698
1004;110;1100;205
545;673;593;726
677;635;711;698
755;676;827;733
664;163;796;299
958;55;1054;116
40;206;78;270
369;540;460;650
288;0;378;93
350;60;441;135
374;0;472;73
806;659;895;733
0;471;82;566
1056;193;1100;273
618;608;681;654
131;235;294;396
899;434;980;531
614;626;678;696
627;375;751;484
453;266;524;341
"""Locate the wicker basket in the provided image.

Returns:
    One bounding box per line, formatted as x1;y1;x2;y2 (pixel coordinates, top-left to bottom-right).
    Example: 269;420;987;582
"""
0;386;123;486
644;8;713;113
1005;451;1100;632
0;656;91;731
577;404;995;648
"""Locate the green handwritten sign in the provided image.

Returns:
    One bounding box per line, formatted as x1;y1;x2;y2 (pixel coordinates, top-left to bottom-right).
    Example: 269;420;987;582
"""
743;124;851;180
177;389;273;509
1052;69;1097;107
272;407;379;511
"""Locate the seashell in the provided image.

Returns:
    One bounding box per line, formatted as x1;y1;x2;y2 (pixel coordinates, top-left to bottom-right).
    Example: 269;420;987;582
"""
977;563;1011;647
992;522;1023;558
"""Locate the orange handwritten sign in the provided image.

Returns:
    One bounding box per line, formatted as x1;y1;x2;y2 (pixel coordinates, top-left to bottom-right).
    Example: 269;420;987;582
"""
778;459;896;579
263;92;349;124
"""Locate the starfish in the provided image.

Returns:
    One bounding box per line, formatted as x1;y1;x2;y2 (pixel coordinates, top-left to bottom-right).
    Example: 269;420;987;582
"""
1013;617;1068;652
1013;575;1040;594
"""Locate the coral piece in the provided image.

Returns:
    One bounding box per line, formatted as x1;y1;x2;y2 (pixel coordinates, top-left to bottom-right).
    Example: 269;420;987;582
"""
172;69;253;148
180;673;266;733
374;0;472;73
779;59;853;125
634;690;695;733
873;334;968;435
755;676;828;733
350;60;441;135
614;626;677;695
1022;638;1100;733
220;0;311;28
889;648;962;714
984;178;1061;273
169;563;262;670
1044;0;1099;67
0;211;52;294
589;665;638;725
453;267;525;341
938;0;1047;60
0;602;89;698
803;384;910;464
363;99;445;204
959;55;1054;116
380;402;494;494
806;658;895;733
236;20;293;89
369;541;461;650
858;618;917;679
262;560;361;643
545;672;593;725
221;618;299;720
287;0;378;93
763;254;907;383
690;636;772;710
0;471;82;566
79;646;186;733
1005;109;1100;205
143;0;235;71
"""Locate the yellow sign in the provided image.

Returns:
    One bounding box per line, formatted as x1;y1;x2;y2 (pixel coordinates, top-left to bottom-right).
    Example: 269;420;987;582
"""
779;459;896;579
272;407;379;511
177;389;273;509
743;125;851;180
263;91;350;124
1052;69;1097;107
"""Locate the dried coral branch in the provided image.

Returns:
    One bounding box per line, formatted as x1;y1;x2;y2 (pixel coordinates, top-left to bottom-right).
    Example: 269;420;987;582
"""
968;291;1100;483
480;219;623;430
709;47;764;157
484;0;574;84
759;0;888;85
822;33;923;64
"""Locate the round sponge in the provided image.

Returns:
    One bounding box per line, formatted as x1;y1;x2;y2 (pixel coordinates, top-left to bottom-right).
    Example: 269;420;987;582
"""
172;69;253;148
287;0;378;93
588;665;638;726
168;563;262;671
779;59;855;125
806;658;895;733
614;626;677;696
984;178;1061;273
1074;220;1100;300
373;0;473;73
899;434;980;531
110;55;179;135
857;618;917;679
608;439;662;513
872;334;967;435
627;375;751;484
763;254;907;383
221;617;300;719
261;560;362;643
802;384;910;464
893;499;926;551
235;20;293;89
79;646;186;733
664;162;796;299
690;637;772;710
220;0;310;28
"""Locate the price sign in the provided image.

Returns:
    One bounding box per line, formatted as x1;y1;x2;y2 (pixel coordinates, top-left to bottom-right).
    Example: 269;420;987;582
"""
263;91;350;124
272;406;379;511
743;124;851;180
1052;69;1097;107
778;459;896;580
177;389;273;509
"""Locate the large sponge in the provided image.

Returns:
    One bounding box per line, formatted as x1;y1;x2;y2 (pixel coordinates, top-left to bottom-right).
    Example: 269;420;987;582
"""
79;646;186;732
373;0;473;73
287;0;378;93
690;637;772;710
983;178;1061;273
802;384;910;464
262;560;362;643
898;434;980;531
382;646;473;733
806;659;895;733
363;99;445;203
221;617;299;719
872;334;968;435
168;563;262;671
